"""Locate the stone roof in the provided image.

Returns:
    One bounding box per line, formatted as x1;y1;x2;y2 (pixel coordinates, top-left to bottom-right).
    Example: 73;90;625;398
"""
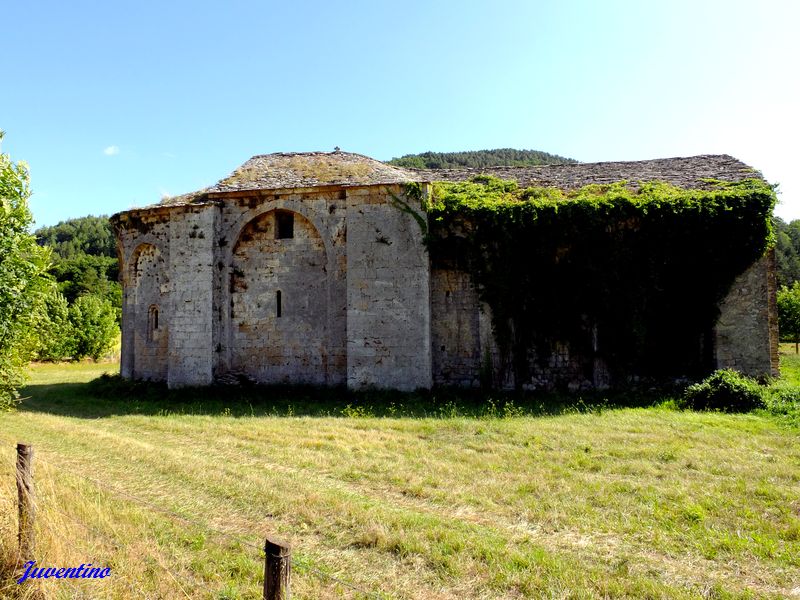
153;153;763;209
410;154;763;191
213;151;418;192
158;188;212;207
157;151;418;207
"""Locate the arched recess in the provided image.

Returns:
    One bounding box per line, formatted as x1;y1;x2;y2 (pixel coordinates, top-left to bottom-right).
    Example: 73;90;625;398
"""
229;209;332;384
129;243;169;380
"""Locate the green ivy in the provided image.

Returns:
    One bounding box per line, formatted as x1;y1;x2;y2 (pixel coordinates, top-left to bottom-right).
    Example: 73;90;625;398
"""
389;182;427;235
426;176;776;386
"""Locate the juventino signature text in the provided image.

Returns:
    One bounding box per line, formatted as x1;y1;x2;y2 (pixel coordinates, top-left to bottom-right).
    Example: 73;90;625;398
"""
17;561;111;584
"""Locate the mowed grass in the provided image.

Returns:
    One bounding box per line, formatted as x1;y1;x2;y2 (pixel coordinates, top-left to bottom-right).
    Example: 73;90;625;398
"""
0;364;798;599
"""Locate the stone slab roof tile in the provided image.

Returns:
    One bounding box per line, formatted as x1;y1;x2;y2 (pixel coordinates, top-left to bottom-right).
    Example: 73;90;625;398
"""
158;187;213;207
210;151;418;193
410;154;763;190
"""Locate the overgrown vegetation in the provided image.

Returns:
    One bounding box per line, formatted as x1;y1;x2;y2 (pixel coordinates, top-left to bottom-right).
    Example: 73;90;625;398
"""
671;358;800;426
78;372;668;419
680;369;765;413
388;148;576;169
426;176;776;385
0;131;51;410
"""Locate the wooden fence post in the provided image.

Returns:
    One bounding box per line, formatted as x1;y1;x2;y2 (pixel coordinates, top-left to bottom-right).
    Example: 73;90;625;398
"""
16;443;35;562
263;536;291;600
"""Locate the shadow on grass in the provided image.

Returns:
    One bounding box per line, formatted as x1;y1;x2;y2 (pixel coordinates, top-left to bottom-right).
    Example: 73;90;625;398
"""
18;374;677;419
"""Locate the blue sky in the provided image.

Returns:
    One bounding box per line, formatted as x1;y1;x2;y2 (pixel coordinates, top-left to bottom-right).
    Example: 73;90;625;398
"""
2;0;798;227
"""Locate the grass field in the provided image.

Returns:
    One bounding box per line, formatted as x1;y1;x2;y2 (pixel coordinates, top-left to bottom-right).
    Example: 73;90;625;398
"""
779;342;800;386
0;362;799;599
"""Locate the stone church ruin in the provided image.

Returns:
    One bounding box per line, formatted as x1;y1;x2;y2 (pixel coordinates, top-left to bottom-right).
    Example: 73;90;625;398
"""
111;151;778;391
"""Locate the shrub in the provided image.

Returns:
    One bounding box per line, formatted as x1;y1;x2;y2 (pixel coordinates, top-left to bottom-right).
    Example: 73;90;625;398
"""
34;289;76;361
69;294;119;360
680;369;765;413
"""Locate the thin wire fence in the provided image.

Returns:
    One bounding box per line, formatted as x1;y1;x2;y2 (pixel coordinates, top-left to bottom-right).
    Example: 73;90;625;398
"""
0;437;387;599
46;518;150;600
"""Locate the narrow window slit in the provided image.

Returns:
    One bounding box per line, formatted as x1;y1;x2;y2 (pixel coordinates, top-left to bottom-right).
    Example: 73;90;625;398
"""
276;290;282;318
275;211;294;239
147;305;159;341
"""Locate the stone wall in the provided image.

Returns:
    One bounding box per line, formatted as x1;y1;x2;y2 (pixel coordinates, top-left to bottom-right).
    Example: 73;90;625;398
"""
430;254;783;389
131;244;169;380
166;206;215;387
215;188;348;385
430;269;483;387
714;250;779;378
346;186;432;390
228;209;331;384
429;267;601;390
115;211;171;381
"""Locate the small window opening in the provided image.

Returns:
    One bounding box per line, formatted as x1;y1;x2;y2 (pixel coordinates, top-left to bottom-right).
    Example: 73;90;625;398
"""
147;305;159;341
276;290;282;318
275;211;294;239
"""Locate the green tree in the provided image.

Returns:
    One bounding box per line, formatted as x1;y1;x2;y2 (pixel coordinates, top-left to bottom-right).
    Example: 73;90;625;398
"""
773;216;800;287
34;289;75;361
777;282;800;353
50;253;120;303
68;294;119;361
0;131;52;409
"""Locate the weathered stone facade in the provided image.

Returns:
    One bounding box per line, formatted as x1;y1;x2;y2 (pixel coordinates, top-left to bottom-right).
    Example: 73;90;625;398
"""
714;251;779;377
112;151;778;390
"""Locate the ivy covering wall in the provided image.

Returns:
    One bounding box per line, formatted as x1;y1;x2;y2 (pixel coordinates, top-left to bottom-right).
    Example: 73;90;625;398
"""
425;177;776;385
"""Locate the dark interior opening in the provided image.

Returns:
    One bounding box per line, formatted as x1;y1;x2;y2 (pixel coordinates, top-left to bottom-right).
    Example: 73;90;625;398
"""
148;305;159;341
275;211;294;239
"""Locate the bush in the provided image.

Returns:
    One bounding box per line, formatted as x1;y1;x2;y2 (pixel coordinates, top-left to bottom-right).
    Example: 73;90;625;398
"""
69;294;119;360
34;289;75;361
680;369;765;413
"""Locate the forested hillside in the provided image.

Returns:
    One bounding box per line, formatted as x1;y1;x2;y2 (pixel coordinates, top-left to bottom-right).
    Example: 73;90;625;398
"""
35;216;120;308
387;148;576;169
36;215;116;257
